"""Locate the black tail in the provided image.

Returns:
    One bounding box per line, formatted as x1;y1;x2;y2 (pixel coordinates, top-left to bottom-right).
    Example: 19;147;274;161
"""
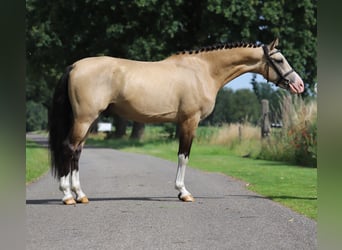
48;66;74;178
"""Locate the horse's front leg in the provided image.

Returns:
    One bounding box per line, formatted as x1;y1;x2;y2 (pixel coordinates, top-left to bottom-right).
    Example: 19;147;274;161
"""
175;116;199;202
175;154;194;202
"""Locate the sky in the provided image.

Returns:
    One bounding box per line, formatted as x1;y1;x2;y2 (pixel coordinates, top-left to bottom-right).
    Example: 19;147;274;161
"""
224;72;265;91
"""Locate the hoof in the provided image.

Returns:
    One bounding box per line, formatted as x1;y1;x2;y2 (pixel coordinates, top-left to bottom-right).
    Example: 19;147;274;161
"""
76;196;89;204
178;193;195;202
63;198;76;205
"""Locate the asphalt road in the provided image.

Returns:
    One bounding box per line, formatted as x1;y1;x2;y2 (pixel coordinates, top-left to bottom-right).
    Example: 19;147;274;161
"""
26;134;317;250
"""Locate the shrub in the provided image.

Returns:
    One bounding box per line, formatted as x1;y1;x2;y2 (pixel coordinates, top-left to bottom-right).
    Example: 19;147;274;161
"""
259;96;317;167
259;133;295;163
162;123;177;139
288;117;317;167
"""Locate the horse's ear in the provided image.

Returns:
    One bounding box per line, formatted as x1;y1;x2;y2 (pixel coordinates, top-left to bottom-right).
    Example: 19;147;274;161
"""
268;38;279;50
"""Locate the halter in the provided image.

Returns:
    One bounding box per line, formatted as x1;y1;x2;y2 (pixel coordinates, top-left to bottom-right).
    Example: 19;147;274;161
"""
262;45;294;89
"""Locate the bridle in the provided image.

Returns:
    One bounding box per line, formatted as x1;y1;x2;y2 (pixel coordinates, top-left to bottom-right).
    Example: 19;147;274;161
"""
262;45;294;89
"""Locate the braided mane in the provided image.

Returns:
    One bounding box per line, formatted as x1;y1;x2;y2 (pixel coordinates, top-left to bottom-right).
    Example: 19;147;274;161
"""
175;41;262;55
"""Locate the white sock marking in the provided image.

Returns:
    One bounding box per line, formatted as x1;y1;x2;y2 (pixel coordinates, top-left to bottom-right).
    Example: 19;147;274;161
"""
59;173;73;201
71;170;86;200
175;154;191;197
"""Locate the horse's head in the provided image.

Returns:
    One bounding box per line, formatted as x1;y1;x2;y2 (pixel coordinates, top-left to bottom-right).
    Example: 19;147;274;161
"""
262;38;304;94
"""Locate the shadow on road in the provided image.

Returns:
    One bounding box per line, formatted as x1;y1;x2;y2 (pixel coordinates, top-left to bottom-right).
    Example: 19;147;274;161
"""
267;195;317;201
26;197;179;205
228;194;316;201
26;194;273;205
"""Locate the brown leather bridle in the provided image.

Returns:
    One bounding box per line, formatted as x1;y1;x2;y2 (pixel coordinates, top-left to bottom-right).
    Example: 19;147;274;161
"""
262;45;294;90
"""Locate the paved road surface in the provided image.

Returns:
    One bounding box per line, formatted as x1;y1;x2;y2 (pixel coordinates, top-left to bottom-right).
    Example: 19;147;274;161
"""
26;134;317;249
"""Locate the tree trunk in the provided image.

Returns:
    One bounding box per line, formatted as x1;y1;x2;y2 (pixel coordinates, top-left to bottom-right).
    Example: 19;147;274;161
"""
130;122;145;139
107;115;127;139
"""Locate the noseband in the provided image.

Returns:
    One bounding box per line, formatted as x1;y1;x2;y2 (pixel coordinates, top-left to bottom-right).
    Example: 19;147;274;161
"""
262;45;294;89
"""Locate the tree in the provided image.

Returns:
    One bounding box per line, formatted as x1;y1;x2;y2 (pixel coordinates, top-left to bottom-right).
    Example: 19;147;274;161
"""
230;89;260;124
111;115;128;139
26;0;316;132
209;88;235;125
208;88;260;125
250;75;288;122
130;122;146;139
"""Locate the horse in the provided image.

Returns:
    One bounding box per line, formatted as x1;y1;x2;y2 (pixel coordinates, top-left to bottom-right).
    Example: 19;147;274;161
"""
48;38;304;205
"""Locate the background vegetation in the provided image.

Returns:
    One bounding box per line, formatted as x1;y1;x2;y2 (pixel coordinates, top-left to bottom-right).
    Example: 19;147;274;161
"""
26;0;317;133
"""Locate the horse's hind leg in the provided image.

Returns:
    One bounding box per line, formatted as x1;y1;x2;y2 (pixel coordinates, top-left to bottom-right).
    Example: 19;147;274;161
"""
59;157;75;205
59;120;92;205
70;142;88;204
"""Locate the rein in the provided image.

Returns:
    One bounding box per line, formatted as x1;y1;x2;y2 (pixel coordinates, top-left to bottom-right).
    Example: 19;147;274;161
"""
262;45;294;89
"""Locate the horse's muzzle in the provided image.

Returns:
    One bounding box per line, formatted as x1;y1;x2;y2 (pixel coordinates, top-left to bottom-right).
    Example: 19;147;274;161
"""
289;72;305;94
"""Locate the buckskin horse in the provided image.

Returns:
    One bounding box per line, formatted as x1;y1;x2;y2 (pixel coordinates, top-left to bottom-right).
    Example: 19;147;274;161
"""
48;38;304;205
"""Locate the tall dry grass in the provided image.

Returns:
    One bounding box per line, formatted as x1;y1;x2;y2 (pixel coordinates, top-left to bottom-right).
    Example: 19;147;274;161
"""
260;95;317;167
210;123;262;157
210;123;259;145
208;95;317;167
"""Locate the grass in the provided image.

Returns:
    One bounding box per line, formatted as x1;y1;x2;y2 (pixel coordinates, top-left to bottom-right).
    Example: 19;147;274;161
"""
190;145;317;220
87;130;317;220
26;140;50;183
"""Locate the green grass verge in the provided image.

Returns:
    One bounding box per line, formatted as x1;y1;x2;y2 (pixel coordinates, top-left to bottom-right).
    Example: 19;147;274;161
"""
87;133;317;220
190;145;316;220
26;140;50;183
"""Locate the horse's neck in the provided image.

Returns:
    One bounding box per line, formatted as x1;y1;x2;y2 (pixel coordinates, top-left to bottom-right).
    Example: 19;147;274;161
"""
197;47;264;90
